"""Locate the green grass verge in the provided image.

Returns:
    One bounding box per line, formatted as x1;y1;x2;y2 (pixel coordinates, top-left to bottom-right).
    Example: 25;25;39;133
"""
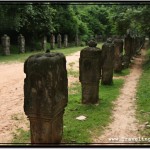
136;49;150;137
114;68;130;77
0;42;103;64
12;128;30;144
12;78;124;144
63;79;124;143
0;45;84;63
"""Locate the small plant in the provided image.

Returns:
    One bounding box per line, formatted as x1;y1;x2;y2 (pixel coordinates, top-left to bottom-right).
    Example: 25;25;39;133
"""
11;114;20;121
12;128;30;144
68;62;75;68
68;69;79;78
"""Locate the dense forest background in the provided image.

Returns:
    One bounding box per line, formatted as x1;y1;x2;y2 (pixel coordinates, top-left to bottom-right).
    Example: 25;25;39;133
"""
0;2;149;49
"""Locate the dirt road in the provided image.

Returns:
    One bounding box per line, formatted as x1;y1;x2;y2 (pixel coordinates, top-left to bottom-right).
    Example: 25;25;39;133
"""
0;51;80;143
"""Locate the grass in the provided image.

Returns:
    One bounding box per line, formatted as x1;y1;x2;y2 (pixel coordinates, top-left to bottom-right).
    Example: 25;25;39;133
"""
12;78;124;144
12;128;30;144
68;69;79;78
0;45;84;63
114;68;130;77
136;48;150;138
0;42;103;64
63;79;124;143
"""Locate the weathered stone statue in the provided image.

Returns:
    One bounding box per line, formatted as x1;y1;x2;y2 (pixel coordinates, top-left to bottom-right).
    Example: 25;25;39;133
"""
114;37;123;73
50;34;55;49
42;36;47;51
57;34;62;48
95;34;98;42
64;34;68;48
124;33;132;68
131;36;136;58
101;38;115;85
75;33;79;46
79;40;102;104
18;34;25;53
136;36;142;54
1;34;10;55
24;52;68;144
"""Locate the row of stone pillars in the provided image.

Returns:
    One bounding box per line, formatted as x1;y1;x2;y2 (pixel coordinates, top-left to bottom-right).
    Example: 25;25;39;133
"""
23;39;115;144
79;39;115;104
1;34;25;55
0;34;80;55
43;34;80;51
79;34;144;105
48;34;69;50
124;33;145;68
24;35;144;144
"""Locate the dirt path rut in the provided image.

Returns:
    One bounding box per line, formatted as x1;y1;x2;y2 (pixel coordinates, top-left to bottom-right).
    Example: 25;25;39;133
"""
93;50;146;144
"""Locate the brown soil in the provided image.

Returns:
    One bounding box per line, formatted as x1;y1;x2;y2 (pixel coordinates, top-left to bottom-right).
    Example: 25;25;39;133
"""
0;51;80;143
93;50;146;144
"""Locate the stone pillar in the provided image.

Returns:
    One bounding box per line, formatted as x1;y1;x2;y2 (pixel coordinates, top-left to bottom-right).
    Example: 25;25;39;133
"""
57;34;62;48
1;34;10;55
101;38;115;85
24;52;68;144
95;34;98;42
114;38;123;73
64;34;68;48
18;34;25;53
143;37;149;50
50;34;55;49
137;36;144;53
79;40;102;104
75;33;79;46
124;33;132;67
136;36;142;53
42;36;47;51
131;36;136;57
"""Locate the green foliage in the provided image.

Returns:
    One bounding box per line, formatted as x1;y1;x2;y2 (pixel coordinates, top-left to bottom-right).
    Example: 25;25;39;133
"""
0;2;149;53
0;3;56;34
136;49;150;137
108;5;132;35
130;5;150;37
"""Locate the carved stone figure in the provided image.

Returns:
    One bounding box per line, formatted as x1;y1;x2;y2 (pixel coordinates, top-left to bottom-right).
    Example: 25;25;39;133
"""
101;38;115;85
1;34;10;55
124;33;132;67
18;34;25;53
50;34;55;49
24;52;68;144
114;38;123;73
64;34;68;48
79;40;102;104
75;33;79;46
57;34;62;48
42;36;47;51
